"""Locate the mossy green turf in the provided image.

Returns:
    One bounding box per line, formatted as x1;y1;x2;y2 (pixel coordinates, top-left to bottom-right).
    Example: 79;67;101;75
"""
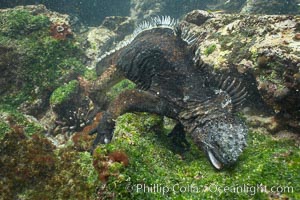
95;113;300;200
107;79;136;100
0;105;44;137
2;111;298;199
0;10;49;38
0;10;86;107
204;44;217;56
0;121;12;140
50;80;79;105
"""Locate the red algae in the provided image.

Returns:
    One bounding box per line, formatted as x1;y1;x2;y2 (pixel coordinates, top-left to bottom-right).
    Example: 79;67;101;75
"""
50;23;72;40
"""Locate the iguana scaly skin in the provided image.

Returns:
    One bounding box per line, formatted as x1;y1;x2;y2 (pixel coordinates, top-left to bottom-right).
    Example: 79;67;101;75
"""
87;17;248;170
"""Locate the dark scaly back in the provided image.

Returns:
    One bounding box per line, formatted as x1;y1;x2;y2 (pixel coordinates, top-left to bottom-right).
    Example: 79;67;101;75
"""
94;16;248;110
91;16;202;108
95;16;180;76
116;28;195;98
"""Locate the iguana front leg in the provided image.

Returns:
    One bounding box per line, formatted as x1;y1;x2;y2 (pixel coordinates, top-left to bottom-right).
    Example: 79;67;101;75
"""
168;123;190;151
79;64;124;107
90;89;179;151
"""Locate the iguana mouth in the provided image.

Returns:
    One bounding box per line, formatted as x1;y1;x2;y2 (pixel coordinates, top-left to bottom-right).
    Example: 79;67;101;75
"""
208;150;223;170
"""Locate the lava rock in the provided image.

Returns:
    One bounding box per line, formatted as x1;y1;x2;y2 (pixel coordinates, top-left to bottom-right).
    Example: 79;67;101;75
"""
184;10;214;26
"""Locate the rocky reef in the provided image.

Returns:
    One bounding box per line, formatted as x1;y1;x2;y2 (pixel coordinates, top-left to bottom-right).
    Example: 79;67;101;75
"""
0;4;299;200
183;10;300;133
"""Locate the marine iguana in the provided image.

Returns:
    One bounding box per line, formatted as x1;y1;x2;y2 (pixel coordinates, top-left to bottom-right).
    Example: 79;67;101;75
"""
86;16;248;170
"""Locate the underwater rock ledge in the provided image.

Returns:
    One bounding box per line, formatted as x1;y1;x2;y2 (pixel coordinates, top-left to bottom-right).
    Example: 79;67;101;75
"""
180;10;300;133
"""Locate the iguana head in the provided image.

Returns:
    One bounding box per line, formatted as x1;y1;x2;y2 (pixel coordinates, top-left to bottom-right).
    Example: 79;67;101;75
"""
191;115;247;170
180;89;248;170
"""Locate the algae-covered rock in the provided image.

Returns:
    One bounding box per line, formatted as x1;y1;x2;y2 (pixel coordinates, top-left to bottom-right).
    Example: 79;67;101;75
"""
0;5;94;138
49;80;93;134
0;130;56;199
0;129;100;199
130;0;208;23
50;80;79;106
0;7;86;112
0;105;45;138
84;16;134;69
183;11;300;132
0;46;21;96
0;8;100;199
89;113;300;200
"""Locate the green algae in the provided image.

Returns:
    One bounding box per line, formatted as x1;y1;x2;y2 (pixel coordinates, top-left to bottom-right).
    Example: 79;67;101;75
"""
92;113;300;200
0;121;11;140
204;44;217;56
0;10;85;108
107;79;136;100
83;68;98;81
0;105;44;137
216;32;256;65
0;10;50;38
50;80;79;106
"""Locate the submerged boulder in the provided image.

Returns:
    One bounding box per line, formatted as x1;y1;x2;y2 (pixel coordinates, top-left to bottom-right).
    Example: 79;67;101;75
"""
49;80;93;134
183;11;300;132
83;16;134;69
